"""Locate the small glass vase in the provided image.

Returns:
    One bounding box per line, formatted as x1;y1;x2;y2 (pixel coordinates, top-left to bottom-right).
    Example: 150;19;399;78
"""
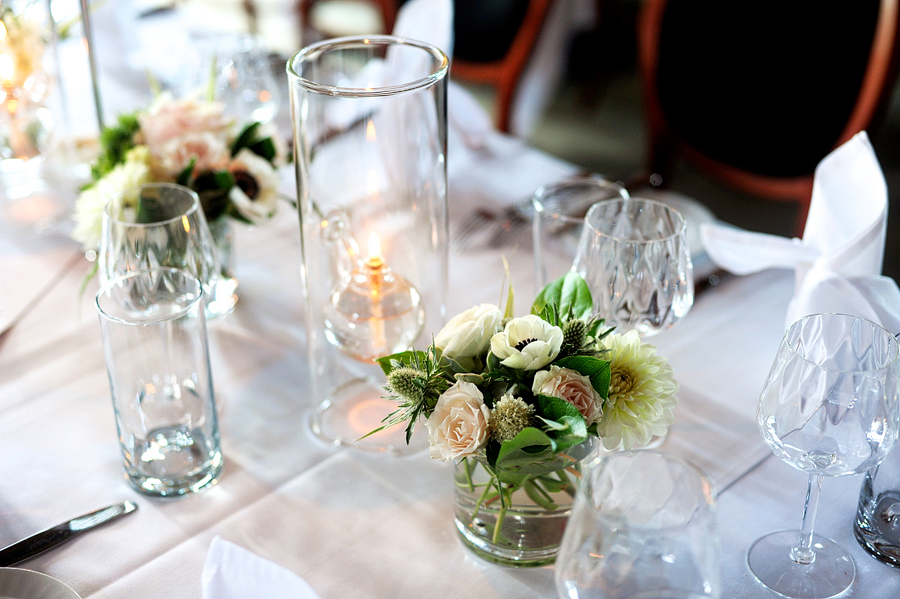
207;217;238;317
453;439;596;567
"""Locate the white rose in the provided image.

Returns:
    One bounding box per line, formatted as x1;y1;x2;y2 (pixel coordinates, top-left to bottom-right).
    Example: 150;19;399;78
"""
434;304;503;367
532;365;602;425
139;92;233;152
490;314;563;370
227;148;280;224
425;381;491;461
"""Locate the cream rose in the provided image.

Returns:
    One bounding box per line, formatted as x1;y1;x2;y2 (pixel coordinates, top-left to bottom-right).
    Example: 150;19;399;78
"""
434;304;503;368
490;314;563;370
156;131;231;176
227;148;280;223
138;93;233;154
425;381;491;461
532;365;602;424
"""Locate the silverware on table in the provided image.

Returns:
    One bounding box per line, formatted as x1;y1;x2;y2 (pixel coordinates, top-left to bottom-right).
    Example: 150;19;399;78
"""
0;501;138;567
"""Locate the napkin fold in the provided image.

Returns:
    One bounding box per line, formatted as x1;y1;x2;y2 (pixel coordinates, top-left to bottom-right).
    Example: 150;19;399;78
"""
700;131;900;332
202;537;322;599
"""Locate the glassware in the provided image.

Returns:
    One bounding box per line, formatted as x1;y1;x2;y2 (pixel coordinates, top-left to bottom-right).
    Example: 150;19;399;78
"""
750;313;900;598
454;439;595;567
180;33;280;125
288;35;449;453
855;437;900;566
95;267;223;497
98;182;233;319
573;197;693;337
555;450;720;599
532;176;628;290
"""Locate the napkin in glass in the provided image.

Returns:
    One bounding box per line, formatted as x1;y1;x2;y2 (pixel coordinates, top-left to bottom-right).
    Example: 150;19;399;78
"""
202;537;322;599
700;131;900;332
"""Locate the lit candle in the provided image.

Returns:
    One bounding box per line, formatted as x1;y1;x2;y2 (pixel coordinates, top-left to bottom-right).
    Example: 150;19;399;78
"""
365;232;387;350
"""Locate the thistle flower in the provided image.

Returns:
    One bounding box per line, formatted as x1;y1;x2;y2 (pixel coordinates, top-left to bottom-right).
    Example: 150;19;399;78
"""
386;367;428;406
597;330;678;450
490;393;535;442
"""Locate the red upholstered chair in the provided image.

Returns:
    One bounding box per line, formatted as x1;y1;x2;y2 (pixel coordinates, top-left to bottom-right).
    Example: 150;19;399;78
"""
638;0;900;236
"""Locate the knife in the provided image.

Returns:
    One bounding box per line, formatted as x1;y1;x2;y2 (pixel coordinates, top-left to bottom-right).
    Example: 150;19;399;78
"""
0;501;138;567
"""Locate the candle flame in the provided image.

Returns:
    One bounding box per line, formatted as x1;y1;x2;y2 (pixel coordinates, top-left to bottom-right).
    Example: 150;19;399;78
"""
0;54;13;82
366;120;376;142
368;232;382;260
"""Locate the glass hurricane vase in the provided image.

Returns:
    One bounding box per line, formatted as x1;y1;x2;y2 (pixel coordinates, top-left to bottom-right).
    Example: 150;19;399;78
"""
454;439;595;567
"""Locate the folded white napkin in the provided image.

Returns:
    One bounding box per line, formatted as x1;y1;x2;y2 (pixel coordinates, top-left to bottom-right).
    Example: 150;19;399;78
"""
202;537;322;599
700;131;900;332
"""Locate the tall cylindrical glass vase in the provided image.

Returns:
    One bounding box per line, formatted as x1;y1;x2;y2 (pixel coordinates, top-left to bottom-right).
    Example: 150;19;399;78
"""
288;36;449;453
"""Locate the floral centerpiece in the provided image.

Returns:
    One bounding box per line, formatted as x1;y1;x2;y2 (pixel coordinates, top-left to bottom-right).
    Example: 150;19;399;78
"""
373;272;678;566
71;91;286;253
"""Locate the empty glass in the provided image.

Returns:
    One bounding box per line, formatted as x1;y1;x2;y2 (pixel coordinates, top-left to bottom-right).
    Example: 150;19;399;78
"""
750;313;900;598
96;268;223;497
532;176;628;290
99;183;228;318
573;197;693;337
555;451;720;599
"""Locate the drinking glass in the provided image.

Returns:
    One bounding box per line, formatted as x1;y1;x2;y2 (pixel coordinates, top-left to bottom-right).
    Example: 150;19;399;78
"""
96;268;223;497
750;313;900;598
99;183;229;318
532;176;628;290
573;197;693;337
288;36;449;453
180;33;280;125
555;451;720;599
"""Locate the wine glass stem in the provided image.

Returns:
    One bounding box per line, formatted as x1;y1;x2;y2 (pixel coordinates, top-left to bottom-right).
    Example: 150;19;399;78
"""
791;474;824;564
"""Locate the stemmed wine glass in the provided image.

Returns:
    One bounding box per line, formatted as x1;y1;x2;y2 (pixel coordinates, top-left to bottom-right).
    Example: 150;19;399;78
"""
573;197;694;338
750;313;900;598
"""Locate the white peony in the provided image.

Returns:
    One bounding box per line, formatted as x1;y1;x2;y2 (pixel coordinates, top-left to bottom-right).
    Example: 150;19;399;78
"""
425;381;491;461
434;303;503;368
72;146;151;251
532;365;602;425
596;330;678;450
227;148;280;224
490;314;563;370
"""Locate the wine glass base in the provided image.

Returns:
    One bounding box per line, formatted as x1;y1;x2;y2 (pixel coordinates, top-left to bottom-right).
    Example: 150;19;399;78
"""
747;530;855;599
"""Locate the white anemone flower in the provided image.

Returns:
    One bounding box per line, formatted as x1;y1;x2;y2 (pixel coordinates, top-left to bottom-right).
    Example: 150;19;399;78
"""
227;148;280;224
597;330;678;450
490;314;563;370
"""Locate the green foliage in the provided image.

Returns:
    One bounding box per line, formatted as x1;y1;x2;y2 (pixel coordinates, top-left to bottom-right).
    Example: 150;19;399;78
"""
91;114;140;181
532;271;593;323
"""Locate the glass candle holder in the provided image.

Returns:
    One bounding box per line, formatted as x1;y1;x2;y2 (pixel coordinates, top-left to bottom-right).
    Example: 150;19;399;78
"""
288;35;449;454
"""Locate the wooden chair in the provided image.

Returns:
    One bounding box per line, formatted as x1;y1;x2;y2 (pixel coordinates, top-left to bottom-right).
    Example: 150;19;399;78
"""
638;0;900;236
452;0;557;132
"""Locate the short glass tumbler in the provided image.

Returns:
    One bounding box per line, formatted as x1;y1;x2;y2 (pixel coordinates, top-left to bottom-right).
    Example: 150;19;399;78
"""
856;437;900;566
96;268;223;497
99;183;228;318
532;176;628;291
555;451;720;599
574;198;693;337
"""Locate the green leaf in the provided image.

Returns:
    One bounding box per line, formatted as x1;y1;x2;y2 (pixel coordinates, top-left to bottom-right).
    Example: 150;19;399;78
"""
176;159;196;187
375;350;428;376
554;355;611;400
249;137;277;163
231;122;262;156
532;272;593;321
535;394;588;452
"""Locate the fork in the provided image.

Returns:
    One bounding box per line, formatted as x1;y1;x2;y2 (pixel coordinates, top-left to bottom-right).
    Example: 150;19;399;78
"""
452;199;532;251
